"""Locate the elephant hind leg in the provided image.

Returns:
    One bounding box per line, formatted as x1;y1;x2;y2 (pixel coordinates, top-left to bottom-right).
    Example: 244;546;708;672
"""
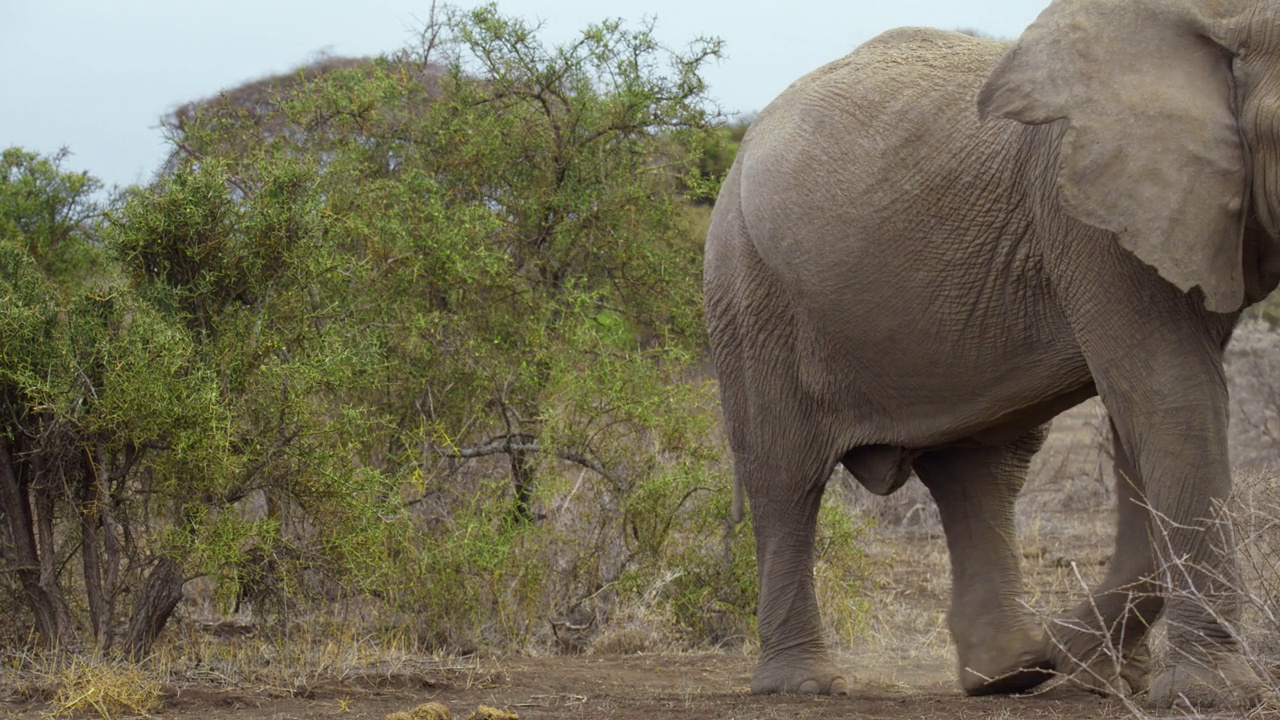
913;426;1054;695
720;370;848;693
742;432;850;696
706;219;850;695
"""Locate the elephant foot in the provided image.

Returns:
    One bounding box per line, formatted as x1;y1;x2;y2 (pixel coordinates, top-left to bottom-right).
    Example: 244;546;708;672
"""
1146;653;1268;710
1049;636;1152;697
955;626;1054;695
958;646;1054;695
751;651;850;696
960;655;1054;696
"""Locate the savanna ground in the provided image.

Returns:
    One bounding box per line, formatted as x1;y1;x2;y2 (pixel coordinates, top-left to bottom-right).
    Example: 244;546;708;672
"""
10;325;1280;720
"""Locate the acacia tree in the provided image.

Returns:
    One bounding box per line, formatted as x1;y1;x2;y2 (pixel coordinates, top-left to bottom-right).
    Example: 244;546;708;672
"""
0;152;237;653
0;148;107;290
397;7;722;519
166;3;725;521
106;153;404;650
145;5;749;646
1;149;404;655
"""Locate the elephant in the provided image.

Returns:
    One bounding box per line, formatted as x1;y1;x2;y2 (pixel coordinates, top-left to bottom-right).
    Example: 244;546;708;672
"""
703;0;1280;709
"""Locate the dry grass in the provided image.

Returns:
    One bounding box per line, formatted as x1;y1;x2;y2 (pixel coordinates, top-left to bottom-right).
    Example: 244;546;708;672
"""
39;656;161;719
1230;466;1280;662
0;616;502;719
147;614;502;696
848;528;954;682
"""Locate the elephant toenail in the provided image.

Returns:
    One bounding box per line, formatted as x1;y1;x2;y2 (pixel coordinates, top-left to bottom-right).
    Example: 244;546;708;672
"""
798;679;821;694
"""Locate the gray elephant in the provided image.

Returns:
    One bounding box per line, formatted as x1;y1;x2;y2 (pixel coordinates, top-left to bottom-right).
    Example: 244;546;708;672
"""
704;0;1280;709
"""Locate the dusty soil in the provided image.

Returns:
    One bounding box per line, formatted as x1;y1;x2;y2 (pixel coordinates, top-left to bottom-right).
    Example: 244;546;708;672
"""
199;655;1128;720
0;653;1127;720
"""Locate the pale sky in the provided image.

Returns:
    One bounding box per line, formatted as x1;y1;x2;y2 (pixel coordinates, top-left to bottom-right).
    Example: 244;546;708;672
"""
0;1;1045;190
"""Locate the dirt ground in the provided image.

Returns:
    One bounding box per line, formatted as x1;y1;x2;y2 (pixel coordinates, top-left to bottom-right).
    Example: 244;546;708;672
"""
122;654;1127;720
0;651;1128;720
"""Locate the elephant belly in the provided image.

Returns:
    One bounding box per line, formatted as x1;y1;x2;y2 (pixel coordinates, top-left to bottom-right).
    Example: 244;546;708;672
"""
808;314;1095;454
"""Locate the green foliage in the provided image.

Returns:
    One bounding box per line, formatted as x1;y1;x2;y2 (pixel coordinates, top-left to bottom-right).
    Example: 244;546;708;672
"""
0;214;236;650
693;115;752;204
642;467;759;645
106;152;402;621
0;240;63;391
0;147;108;290
389;481;548;649
77;1;743;652
814;487;874;646
617;471;872;650
0;166;235;572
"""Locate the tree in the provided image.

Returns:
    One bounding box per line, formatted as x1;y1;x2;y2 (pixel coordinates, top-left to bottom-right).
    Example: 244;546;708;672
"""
0;166;231;652
106;155;397;652
0;147;107;289
146;4;750;646
165;2;725;522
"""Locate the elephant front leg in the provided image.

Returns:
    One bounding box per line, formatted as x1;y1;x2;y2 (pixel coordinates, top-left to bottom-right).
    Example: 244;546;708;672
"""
1048;419;1162;696
1092;355;1268;709
746;462;848;696
914;427;1054;695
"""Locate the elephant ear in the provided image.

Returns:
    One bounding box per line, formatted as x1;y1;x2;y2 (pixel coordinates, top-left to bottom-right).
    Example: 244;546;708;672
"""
977;0;1247;313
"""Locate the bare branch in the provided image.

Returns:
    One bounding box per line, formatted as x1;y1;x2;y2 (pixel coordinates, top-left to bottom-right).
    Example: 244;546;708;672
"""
443;435;617;488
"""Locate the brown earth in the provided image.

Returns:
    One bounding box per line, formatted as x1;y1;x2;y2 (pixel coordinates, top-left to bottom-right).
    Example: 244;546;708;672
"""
152;654;1129;720
0;653;1128;720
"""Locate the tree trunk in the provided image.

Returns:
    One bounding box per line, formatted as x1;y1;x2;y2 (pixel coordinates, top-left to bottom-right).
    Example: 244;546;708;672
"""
509;445;535;524
0;438;75;647
123;556;184;659
80;446;120;651
33;462;76;642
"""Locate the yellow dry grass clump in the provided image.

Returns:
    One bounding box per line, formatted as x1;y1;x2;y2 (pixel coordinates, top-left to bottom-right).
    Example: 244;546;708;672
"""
46;657;162;719
417;703;449;719
468;707;519;720
385;703;519;720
